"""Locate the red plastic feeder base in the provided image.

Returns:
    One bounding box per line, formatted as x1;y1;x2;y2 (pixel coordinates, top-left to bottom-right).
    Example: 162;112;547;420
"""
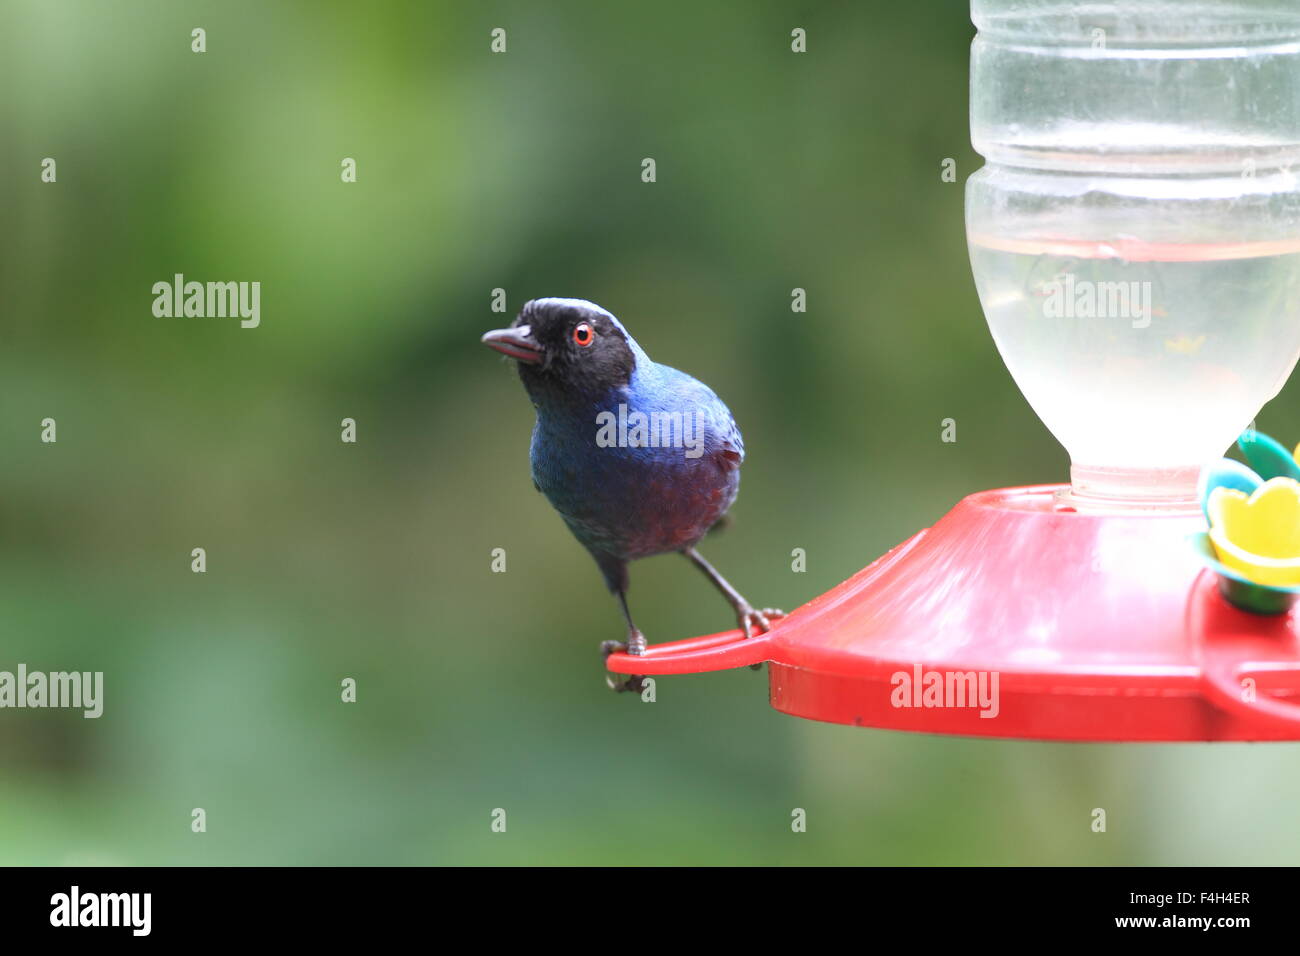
605;485;1300;741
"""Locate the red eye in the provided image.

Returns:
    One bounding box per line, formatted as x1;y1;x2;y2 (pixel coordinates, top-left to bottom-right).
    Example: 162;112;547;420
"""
573;323;594;347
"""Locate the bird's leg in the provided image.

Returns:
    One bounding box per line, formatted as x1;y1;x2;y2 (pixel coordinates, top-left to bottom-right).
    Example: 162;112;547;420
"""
601;590;647;693
682;546;785;654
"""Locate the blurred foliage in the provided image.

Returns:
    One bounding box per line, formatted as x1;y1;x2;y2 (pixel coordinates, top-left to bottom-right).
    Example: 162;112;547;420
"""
2;0;1299;865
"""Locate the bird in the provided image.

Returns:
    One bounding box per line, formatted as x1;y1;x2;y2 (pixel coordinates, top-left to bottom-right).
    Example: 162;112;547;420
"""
482;297;784;691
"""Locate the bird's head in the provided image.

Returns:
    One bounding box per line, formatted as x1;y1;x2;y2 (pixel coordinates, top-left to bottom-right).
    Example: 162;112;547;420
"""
481;298;639;401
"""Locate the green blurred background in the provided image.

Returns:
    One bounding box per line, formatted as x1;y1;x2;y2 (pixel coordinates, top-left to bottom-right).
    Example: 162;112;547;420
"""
2;0;1299;865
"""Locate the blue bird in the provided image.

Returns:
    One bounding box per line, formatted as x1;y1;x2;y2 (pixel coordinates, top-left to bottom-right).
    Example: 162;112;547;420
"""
482;297;783;691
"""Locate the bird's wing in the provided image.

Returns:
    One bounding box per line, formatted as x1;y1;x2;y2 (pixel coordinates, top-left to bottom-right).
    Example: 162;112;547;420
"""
716;406;744;469
528;420;545;492
653;364;745;471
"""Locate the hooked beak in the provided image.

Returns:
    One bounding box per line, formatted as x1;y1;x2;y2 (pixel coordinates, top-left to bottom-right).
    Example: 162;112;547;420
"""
481;325;544;365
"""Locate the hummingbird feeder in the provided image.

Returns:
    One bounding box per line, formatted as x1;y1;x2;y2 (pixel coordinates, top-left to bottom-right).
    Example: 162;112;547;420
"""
606;0;1300;741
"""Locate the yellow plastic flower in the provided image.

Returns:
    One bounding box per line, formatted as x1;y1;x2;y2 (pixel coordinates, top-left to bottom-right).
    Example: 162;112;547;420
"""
1208;478;1300;588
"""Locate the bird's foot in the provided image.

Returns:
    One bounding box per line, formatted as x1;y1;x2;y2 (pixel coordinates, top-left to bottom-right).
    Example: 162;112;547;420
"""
736;606;785;640
601;630;647;693
735;606;785;671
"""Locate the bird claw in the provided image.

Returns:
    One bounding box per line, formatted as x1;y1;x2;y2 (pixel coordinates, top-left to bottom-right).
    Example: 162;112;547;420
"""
736;606;784;670
601;632;647;693
605;673;647;693
736;606;785;640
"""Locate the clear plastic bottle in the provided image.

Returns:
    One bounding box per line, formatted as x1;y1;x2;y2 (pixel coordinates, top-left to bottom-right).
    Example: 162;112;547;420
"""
966;0;1300;507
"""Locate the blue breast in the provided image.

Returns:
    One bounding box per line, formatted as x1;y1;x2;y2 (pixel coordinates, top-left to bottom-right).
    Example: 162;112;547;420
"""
530;360;743;560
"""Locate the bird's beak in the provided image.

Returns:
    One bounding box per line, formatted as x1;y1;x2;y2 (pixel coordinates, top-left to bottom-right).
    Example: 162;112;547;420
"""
481;325;544;364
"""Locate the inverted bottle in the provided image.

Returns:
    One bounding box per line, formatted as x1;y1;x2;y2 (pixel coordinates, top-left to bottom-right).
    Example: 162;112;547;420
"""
966;0;1300;507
